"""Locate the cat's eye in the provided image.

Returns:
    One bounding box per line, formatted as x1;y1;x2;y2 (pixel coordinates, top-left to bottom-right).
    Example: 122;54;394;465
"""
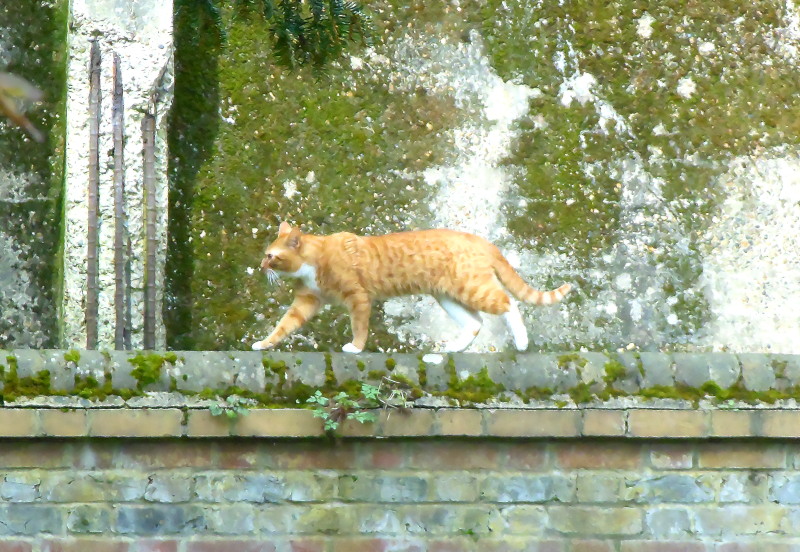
266;253;273;260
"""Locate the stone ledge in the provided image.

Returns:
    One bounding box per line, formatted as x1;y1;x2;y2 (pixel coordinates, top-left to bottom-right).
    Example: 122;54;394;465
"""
1;407;800;439
2;351;800;410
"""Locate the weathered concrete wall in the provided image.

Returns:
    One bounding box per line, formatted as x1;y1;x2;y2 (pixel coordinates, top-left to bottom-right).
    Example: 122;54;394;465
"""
62;0;173;349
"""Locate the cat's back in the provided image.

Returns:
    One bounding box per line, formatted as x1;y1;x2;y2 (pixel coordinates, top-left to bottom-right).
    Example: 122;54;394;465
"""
355;229;497;296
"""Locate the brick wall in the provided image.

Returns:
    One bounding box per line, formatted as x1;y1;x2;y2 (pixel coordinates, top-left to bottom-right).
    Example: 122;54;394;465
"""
4;352;800;550
3;422;800;550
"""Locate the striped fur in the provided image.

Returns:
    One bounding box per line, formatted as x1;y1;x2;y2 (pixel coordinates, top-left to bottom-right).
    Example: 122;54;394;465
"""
252;222;572;353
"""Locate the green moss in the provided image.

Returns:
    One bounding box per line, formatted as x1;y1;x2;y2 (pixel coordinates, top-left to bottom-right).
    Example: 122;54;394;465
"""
558;353;587;369
568;382;595;404
0;0;69;349
417;356;428;388
443;364;505;404
324;353;337;387
603;360;627;386
128;353;172;392
384;357;397;371
2;358;54;402
367;370;387;380
525;386;555;402
356;360;366;372
63;350;80;364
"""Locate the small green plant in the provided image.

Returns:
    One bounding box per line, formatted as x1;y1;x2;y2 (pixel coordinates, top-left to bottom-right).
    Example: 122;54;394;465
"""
209;395;252;419
307;383;381;433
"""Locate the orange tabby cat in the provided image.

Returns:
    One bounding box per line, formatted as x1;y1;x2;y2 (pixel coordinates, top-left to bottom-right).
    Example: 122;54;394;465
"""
252;222;571;353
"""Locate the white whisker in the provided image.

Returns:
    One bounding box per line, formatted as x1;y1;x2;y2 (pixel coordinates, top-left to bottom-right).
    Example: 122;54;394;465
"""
266;269;280;285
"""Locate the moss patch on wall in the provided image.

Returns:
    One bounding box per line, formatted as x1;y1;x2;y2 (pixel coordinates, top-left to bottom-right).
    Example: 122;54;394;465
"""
0;0;69;348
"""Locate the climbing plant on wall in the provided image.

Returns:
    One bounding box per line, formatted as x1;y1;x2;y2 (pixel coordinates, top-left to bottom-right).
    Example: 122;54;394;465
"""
191;0;373;68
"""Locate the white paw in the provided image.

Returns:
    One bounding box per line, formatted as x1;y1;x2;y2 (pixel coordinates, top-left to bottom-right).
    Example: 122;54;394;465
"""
252;341;270;351
514;335;529;351
342;343;363;354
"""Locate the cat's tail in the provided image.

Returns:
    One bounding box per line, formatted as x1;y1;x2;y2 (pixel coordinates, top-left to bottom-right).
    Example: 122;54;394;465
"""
492;250;572;305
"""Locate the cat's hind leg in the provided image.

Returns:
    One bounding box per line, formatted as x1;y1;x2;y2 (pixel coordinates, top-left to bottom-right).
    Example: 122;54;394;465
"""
342;289;372;353
503;297;529;351
436;296;482;352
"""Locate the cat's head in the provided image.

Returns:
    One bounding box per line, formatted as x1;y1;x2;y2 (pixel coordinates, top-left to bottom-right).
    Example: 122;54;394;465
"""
260;221;304;280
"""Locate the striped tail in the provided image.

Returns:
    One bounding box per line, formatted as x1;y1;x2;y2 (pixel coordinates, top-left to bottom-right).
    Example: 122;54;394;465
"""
493;251;572;305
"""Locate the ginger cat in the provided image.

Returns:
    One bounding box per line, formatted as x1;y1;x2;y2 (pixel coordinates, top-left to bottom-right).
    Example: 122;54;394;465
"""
252;222;571;353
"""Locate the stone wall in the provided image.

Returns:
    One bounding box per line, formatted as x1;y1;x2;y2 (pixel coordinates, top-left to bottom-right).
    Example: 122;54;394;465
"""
2;352;800;549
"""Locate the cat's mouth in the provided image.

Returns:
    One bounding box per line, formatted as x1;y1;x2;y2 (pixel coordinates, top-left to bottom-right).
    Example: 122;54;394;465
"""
265;268;280;285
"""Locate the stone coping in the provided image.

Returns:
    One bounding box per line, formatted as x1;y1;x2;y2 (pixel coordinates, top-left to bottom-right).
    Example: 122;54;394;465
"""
2;406;800;439
2;350;797;398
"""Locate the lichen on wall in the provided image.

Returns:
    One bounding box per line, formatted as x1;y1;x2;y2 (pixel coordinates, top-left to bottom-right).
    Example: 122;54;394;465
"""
0;1;68;348
168;0;800;354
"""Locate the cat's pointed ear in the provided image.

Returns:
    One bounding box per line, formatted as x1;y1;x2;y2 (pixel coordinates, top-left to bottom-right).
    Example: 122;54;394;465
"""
286;228;301;249
278;221;292;236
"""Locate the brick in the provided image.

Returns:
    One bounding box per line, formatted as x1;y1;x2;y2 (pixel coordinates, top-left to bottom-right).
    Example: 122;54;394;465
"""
0;410;38;437
431;473;480;502
289;539;327;552
130;541;179;552
627;410;708;438
185;411;231;437
426;538;476;552
710;410;755;437
409;442;500;470
113;441;214;469
66;504;112;533
71;442;115;470
293;506;353;535
575;473;624;503
1;472;41;502
205;504;256;534
0;504;64;535
768;474;800;504
716;544;800;552
186;542;276;552
0;442;70;468
40;410;88;437
40;472;108;502
581;410;625;437
266;441;357;470
503;443;548;470
233;410;323;437
436;410;482;436
476;539;564;552
698;442;785;469
555;442;642;469
693;505;787;537
568;541;614;552
619;543;710;552
624;474;716;504
649;444;694;469
360;441;406;469
760;411;800;438
339;415;378;437
144;473;194;503
42;540;128;552
0;541;33;552
644;507;693;538
114;505;205;535
486;410;580;437
500;505;547;534
218;441;261;469
548;506;642;536
338;474;429;503
449;505;505;535
720;472;768;503
330;538;424;552
89;410;183;437
481;475;574;503
381;410;435;437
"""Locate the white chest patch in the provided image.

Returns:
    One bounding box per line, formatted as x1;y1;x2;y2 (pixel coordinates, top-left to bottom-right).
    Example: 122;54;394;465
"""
280;263;321;294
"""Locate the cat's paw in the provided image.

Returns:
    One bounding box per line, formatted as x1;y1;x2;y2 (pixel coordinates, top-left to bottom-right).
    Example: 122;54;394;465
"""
342;343;363;354
251;340;273;351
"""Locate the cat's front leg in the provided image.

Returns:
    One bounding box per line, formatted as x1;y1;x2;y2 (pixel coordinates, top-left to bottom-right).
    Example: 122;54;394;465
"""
342;289;371;354
252;291;322;350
